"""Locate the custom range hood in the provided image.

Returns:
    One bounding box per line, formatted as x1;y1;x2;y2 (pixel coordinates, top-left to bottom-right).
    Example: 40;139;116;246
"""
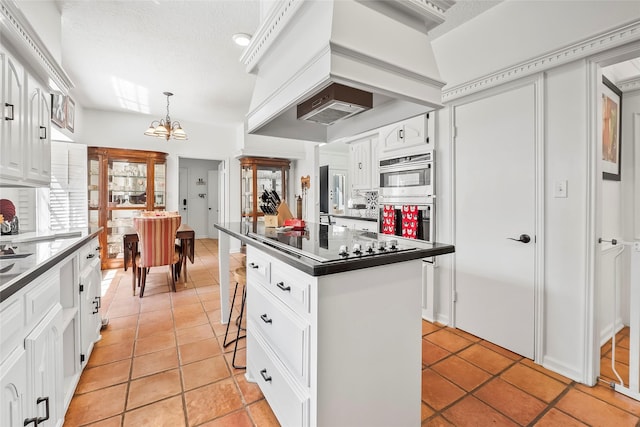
241;0;453;142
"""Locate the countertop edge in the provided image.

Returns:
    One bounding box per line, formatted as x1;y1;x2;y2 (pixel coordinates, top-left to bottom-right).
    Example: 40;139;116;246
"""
0;228;103;303
215;224;454;277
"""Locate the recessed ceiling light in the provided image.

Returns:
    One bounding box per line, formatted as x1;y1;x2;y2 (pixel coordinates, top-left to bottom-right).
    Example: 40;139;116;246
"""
232;33;251;47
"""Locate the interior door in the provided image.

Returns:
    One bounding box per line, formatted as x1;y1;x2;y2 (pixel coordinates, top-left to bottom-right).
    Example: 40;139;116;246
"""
454;83;536;359
218;161;226;225
207;169;218;237
179;167;189;223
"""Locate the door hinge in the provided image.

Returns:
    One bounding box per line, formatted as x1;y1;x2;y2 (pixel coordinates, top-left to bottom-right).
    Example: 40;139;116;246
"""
79;283;84;293
453;291;458;303
80;354;85;363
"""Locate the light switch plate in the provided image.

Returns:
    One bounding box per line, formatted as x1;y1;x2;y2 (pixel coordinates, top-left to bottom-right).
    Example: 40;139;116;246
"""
554;180;568;198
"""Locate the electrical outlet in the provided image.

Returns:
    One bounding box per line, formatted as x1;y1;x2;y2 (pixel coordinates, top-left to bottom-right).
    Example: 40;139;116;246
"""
554;180;568;198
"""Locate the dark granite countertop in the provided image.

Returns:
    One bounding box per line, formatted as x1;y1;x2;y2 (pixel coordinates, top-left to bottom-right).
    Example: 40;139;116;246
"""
0;227;102;302
215;222;454;277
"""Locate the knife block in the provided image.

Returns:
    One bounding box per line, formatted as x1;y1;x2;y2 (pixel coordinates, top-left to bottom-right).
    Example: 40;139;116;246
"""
264;215;278;227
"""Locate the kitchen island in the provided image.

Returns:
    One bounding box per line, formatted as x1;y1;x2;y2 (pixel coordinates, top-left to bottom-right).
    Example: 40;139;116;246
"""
215;222;454;426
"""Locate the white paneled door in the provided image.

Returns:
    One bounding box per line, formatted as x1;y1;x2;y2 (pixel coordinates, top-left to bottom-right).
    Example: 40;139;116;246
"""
454;83;537;359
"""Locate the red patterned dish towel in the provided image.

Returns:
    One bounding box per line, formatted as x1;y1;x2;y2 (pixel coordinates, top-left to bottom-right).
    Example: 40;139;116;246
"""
382;205;396;235
402;205;418;239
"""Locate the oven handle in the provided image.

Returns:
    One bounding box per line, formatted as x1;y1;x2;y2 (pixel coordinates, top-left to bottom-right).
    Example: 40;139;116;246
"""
379;161;431;175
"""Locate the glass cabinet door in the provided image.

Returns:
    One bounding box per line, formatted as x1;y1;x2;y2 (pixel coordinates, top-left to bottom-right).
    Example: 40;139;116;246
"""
241;165;253;217
154;162;166;209
88;158;100;209
106;209;144;261
108;161;148;207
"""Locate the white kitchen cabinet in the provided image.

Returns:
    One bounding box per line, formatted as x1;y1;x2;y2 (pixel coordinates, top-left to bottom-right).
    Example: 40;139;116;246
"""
245;245;422;426
0;347;27;427
1;234;101;426
348;133;380;192
0;49;25;181
380;113;433;154
79;240;102;366
24;74;51;185
0;45;52;187
0;265;63;427
25;304;63;427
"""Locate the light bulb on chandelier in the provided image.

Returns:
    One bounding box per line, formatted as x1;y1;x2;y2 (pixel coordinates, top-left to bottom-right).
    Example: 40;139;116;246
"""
144;91;188;141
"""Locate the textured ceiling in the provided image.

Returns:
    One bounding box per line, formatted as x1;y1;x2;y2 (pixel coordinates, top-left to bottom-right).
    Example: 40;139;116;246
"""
55;0;638;129
58;0;260;126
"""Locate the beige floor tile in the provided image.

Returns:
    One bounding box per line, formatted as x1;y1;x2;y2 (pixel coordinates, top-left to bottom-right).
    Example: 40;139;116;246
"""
122;395;186;427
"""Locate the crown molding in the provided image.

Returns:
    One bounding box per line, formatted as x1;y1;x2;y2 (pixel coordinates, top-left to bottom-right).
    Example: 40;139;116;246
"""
442;20;640;103
619;76;640;93
0;0;74;92
240;0;305;74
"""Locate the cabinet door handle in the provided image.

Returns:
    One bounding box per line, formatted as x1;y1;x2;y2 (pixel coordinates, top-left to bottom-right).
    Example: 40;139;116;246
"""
276;281;291;292
24;417;37;426
249;263;259;269
4;103;14;121
260;369;272;382
358;162;362;170
86;253;95;259
92;298;100;314
260;314;272;324
39;126;47;140
35;396;50;424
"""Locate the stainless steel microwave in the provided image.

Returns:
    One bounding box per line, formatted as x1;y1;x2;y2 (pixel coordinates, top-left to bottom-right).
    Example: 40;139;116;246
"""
379;150;434;199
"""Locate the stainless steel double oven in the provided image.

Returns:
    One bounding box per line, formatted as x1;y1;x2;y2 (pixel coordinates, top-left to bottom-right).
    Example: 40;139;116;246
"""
378;150;434;243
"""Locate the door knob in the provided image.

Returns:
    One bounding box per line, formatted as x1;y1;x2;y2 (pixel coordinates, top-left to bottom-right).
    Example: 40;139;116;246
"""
507;234;531;243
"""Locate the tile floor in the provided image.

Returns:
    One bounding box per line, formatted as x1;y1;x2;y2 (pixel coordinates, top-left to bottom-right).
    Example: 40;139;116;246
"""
63;239;640;426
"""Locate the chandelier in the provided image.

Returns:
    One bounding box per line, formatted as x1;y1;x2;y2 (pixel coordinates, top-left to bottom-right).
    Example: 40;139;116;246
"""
144;91;188;140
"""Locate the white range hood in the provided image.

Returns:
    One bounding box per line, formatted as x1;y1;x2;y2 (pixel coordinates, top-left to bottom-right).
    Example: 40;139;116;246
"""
241;0;451;142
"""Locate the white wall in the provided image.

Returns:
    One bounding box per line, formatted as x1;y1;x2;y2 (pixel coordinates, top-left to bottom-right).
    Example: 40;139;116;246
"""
432;2;640;384
432;0;640;89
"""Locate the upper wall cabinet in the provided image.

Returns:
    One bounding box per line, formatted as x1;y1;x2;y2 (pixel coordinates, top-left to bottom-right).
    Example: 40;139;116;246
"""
379;114;433;154
25;74;51;184
0;48;51;187
348;133;379;192
0;50;25;181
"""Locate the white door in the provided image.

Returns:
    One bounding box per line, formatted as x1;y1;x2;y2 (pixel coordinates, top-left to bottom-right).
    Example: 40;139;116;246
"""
179;167;189;223
218;161;226;225
454;84;536;359
207;169;218;237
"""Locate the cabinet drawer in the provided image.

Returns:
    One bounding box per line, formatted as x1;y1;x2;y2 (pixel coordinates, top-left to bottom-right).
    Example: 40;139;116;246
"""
248;284;309;385
247;331;309;427
268;260;310;315
246;249;270;283
79;238;100;270
0;295;25;363
24;269;60;326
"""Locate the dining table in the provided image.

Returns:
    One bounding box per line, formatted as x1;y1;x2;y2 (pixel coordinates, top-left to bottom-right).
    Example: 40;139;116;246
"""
122;224;195;291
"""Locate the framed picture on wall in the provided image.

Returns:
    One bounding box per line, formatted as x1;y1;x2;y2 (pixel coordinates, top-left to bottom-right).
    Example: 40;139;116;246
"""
66;97;75;133
51;92;66;128
602;76;622;181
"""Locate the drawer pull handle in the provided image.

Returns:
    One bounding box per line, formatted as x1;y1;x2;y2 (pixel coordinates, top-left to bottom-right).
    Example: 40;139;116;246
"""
260;314;272;324
5;103;14;121
249;262;259;269
92;296;101;314
276;282;291;292
86;253;96;259
260;369;272;382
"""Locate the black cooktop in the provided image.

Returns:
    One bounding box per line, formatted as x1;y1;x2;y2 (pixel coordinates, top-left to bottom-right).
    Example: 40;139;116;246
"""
248;223;417;263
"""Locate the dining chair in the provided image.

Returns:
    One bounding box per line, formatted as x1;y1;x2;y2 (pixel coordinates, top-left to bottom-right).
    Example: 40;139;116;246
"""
133;215;182;297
